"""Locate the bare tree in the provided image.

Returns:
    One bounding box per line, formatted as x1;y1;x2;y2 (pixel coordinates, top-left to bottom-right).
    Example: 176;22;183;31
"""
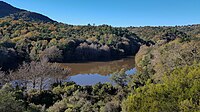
9;61;70;91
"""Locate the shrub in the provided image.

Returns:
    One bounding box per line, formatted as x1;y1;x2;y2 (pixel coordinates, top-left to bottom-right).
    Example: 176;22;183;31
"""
122;64;200;112
0;84;25;112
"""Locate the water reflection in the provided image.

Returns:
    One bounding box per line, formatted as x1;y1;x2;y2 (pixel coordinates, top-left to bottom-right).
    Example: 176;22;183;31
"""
62;56;136;85
70;74;111;85
9;57;136;89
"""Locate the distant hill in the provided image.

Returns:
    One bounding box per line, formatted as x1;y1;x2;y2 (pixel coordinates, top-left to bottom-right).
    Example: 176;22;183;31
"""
0;1;54;22
128;24;200;43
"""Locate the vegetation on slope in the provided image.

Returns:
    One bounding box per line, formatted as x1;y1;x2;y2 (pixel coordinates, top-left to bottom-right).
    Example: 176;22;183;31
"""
1;20;200;111
0;2;200;111
0;17;143;70
128;25;200;43
132;24;200;82
121;25;200;112
0;62;200;112
123;64;200;112
0;68;130;112
135;39;200;82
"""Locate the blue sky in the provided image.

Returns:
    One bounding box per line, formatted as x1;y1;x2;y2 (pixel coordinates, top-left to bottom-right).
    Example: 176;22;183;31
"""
2;0;200;26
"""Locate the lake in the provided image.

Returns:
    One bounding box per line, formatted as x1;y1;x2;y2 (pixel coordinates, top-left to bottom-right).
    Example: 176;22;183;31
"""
62;56;136;85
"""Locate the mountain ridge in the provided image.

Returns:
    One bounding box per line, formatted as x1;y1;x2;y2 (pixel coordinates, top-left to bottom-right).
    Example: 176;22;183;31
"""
0;1;55;22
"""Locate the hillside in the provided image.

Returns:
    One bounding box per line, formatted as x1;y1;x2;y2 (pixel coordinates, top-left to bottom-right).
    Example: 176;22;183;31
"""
0;1;54;22
0;17;144;70
132;25;200;82
0;1;22;17
0;1;146;71
128;25;200;43
0;1;200;112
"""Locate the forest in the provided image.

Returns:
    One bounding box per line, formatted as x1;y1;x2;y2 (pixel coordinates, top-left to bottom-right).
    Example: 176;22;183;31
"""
0;17;145;71
0;1;200;112
1;17;200;111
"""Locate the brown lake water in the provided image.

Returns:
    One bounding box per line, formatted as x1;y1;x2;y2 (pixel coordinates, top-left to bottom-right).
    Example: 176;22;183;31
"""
62;56;136;85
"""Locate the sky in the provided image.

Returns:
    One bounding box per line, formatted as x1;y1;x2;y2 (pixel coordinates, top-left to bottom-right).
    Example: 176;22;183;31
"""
2;0;200;27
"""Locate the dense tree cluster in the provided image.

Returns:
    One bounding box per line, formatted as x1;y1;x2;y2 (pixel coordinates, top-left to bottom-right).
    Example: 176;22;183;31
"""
0;46;24;71
0;18;142;68
0;80;127;112
120;24;200;112
128;25;200;43
0;62;200;112
135;38;200;82
123;64;200;112
132;24;200;83
1;3;200;111
0;63;132;112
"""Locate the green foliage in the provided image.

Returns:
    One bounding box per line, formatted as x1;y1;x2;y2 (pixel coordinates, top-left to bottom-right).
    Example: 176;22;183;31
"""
0;84;25;112
123;64;200;112
1;9;200;112
47;99;68;112
27;103;45;112
52;83;80;96
110;69;130;87
135;39;200;82
27;90;56;107
48;82;118;112
0;18;142;64
128;25;200;43
1;63;200;112
103;101;121;112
